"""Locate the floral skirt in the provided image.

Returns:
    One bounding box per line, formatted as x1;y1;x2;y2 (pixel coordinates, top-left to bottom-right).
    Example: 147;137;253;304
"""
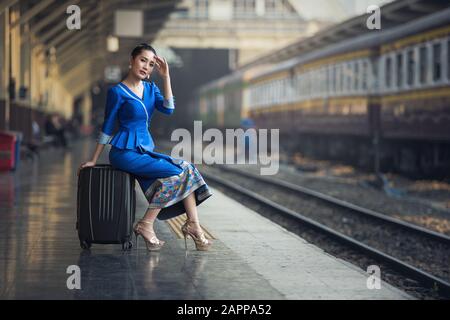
109;146;212;220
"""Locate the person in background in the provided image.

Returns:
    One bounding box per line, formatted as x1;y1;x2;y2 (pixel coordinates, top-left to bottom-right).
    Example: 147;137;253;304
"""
45;113;68;148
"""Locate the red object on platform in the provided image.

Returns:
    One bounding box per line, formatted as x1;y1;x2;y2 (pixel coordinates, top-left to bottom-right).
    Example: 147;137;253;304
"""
0;132;16;171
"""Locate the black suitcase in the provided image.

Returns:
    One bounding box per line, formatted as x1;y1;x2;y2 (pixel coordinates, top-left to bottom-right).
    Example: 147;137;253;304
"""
77;164;136;250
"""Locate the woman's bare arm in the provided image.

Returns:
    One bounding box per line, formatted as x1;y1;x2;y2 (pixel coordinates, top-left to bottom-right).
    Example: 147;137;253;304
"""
90;143;105;163
78;143;105;175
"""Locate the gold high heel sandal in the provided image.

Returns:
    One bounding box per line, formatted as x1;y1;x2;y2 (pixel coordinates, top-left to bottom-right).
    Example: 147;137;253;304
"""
134;220;165;251
181;220;212;251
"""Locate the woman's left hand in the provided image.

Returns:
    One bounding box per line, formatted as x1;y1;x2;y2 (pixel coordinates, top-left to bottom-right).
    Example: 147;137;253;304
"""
155;56;170;78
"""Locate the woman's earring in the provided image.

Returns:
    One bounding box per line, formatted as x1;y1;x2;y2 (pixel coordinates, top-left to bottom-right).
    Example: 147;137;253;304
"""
128;65;131;69
147;74;150;79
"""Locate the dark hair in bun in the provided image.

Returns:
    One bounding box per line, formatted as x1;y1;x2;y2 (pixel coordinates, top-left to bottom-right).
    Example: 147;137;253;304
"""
131;43;157;59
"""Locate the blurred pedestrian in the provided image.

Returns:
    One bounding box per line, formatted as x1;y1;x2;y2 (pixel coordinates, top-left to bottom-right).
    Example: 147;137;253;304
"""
45;113;67;148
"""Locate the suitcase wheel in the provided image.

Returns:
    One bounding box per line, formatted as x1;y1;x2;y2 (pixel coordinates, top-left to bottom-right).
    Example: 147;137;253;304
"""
80;240;92;250
122;241;133;251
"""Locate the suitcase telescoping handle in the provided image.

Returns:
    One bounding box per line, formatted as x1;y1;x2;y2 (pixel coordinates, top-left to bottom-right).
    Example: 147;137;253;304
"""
92;164;113;168
79;164;113;172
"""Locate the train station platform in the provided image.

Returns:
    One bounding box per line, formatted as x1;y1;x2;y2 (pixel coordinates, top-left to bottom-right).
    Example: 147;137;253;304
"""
0;139;413;300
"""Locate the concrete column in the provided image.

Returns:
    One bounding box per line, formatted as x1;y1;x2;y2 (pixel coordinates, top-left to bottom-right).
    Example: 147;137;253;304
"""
426;41;433;86
20;22;31;104
10;5;20;99
414;46;420;88
443;38;449;84
2;8;10;130
0;11;5;100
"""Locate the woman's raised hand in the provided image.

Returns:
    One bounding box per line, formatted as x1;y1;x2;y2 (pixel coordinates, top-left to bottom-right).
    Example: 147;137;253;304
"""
78;161;96;176
155;56;169;78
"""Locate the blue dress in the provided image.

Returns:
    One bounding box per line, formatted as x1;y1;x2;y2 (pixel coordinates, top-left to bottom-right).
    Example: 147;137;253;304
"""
97;81;212;220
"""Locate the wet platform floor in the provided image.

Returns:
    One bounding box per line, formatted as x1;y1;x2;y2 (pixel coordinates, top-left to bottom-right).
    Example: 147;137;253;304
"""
0;139;412;300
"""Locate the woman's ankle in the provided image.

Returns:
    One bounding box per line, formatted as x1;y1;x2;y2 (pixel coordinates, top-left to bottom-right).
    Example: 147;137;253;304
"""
139;218;155;226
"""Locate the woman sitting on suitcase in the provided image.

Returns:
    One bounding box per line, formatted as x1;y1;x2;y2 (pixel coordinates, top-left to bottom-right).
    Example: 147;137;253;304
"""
78;43;212;251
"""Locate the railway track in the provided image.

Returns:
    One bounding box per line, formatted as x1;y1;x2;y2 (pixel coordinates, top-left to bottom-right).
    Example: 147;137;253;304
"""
200;164;450;297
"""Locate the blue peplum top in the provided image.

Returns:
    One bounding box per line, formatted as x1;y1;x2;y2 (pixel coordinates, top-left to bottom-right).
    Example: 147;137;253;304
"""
97;81;175;152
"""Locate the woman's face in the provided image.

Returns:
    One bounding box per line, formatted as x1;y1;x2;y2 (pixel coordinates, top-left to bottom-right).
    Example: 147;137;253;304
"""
130;50;156;80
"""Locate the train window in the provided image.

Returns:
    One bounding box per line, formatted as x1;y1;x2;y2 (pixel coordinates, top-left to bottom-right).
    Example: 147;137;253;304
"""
260;84;264;106
314;70;317;96
281;78;285;101
194;0;209;19
344;64;349;92
331;65;336;94
331;65;336;93
274;80;278;103
264;83;269;105
432;42;442;82
305;73;309;98
251;88;255;108
269;82;273;104
448;39;450;81
298;74;303;99
362;61;368;91
326;66;331;95
275;79;283;102
342;64;347;93
335;65;340;94
407;49;415;86
276;80;281;102
312;71;316;96
256;86;260;106
234;0;256;18
320;69;324;95
313;71;317;96
299;74;304;99
385;56;392;88
290;77;296;101
329;67;333;93
305;72;310;97
339;64;345;93
256;86;260;107
298;75;301;98
396;53;403;88
284;78;292;101
346;63;352;92
305;72;309;97
354;62;359;91
308;71;313;97
318;69;323;95
252;87;255;107
419;45;428;84
314;70;319;96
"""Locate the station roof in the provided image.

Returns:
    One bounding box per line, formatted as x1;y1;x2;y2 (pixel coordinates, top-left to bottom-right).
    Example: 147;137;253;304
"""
239;0;450;70
1;0;180;96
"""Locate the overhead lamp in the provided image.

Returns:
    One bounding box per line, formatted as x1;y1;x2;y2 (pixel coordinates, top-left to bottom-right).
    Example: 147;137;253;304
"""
107;35;119;52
